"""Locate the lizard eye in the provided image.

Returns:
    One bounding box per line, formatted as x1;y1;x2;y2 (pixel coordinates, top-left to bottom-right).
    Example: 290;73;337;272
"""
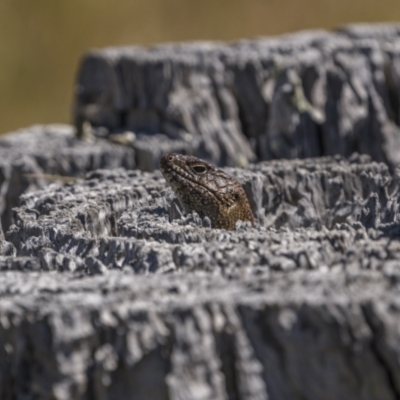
192;164;207;174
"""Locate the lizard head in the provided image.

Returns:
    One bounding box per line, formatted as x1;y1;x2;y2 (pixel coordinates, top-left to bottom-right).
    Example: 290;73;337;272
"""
160;153;254;229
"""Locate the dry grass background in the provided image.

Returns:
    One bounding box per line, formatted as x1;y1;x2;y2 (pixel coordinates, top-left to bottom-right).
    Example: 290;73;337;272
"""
0;0;400;134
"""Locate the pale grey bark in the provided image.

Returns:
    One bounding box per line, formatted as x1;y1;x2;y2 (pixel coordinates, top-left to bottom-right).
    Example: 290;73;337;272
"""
2;23;400;400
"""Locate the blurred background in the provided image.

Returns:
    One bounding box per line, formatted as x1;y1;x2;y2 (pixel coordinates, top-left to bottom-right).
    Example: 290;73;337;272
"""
1;0;400;135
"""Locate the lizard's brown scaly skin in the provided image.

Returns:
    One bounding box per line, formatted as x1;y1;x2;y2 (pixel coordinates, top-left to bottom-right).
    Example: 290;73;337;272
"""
160;153;255;230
